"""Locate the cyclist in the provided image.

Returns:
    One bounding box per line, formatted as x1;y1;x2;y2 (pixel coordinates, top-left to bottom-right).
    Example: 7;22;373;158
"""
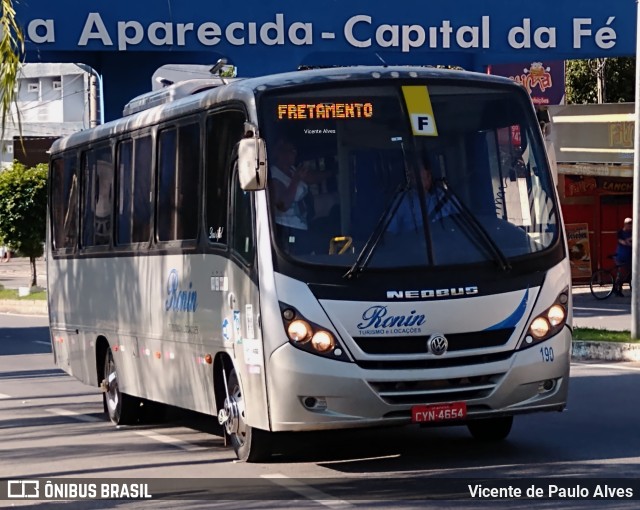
614;217;632;296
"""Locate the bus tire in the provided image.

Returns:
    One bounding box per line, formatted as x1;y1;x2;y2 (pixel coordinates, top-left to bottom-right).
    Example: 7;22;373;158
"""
223;369;272;462
103;347;139;425
467;416;513;442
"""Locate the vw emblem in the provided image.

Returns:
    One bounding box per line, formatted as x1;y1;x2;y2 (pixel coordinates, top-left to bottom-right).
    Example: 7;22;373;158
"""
428;334;448;356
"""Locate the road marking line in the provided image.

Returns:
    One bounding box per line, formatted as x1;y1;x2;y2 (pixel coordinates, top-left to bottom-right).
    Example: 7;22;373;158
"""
34;340;51;346
0;393;11;399
46;407;206;451
132;429;205;452
261;474;354;508
46;407;102;422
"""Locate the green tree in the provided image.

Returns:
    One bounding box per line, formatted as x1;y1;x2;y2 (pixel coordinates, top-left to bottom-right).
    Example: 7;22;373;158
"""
0;0;24;137
0;162;47;287
566;58;635;104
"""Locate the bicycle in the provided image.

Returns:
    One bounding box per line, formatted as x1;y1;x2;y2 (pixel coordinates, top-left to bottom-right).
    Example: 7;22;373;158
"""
589;255;631;300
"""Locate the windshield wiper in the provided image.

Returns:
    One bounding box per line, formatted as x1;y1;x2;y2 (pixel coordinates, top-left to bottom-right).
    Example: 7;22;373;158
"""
438;179;512;272
343;182;408;279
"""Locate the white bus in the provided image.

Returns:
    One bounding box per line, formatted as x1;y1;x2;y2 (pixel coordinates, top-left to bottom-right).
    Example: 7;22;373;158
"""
47;66;572;462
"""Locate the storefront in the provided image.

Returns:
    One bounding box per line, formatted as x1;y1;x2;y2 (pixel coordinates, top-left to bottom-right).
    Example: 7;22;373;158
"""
549;103;634;283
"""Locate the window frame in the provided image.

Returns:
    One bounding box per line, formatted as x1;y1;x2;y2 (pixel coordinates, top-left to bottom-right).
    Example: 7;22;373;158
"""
115;130;154;251
154;115;202;248
79;143;114;252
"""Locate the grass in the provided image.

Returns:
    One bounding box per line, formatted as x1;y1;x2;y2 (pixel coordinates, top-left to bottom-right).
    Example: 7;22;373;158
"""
0;286;47;300
573;327;637;343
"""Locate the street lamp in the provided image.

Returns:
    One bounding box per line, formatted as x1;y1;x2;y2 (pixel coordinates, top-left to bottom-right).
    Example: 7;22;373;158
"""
74;63;104;127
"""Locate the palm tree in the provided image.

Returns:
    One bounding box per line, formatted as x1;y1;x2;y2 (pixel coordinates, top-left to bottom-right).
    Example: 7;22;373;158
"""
0;0;24;138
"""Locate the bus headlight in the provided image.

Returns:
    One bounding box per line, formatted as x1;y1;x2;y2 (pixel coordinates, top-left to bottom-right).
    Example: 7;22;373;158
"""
311;331;335;352
530;317;550;339
287;320;312;343
521;289;569;348
548;305;566;327
279;303;350;362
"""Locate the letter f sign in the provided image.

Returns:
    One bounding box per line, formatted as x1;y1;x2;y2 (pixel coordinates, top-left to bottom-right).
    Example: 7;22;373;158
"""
411;114;437;136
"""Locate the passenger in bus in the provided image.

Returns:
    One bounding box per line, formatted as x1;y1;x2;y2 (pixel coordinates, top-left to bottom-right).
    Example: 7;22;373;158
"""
387;157;457;234
269;139;315;253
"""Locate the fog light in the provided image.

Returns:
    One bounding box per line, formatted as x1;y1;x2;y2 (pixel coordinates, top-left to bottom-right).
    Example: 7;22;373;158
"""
302;396;327;410
538;379;555;393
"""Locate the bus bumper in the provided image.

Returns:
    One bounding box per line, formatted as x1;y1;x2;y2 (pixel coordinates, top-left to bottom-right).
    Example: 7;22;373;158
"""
266;328;571;432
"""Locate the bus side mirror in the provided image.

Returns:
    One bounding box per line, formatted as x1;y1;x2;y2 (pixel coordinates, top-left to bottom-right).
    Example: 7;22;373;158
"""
237;137;267;190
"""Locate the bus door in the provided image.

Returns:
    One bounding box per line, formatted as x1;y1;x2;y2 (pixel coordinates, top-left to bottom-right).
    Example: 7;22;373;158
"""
224;167;269;430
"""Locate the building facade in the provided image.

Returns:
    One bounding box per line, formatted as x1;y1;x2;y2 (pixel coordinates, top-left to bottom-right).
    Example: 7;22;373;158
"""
1;63;98;168
549;103;634;282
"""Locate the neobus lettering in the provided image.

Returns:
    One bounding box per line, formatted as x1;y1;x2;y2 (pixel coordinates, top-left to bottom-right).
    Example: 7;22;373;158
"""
357;305;426;330
165;269;198;312
387;286;479;299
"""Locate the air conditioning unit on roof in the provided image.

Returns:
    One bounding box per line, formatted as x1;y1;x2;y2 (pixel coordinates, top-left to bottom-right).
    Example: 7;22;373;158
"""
122;78;238;116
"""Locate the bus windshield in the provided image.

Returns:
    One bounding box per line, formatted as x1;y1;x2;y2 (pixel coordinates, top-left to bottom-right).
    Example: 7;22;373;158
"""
261;81;558;269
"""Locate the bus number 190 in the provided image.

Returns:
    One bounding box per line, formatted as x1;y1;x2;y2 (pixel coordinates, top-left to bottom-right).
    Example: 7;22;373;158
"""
540;346;554;362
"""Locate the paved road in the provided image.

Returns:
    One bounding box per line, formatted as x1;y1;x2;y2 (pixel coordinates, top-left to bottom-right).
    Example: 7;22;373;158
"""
2;313;640;508
572;286;632;332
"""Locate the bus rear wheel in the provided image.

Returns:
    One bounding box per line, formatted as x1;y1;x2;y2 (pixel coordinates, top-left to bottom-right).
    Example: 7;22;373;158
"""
103;348;139;425
220;369;272;462
467;416;513;441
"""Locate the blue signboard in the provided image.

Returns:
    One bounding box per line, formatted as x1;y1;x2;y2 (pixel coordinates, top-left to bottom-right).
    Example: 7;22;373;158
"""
14;0;636;119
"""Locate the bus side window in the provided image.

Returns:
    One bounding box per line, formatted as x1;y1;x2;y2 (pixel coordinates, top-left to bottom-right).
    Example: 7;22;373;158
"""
51;155;79;252
157;123;200;242
81;146;113;248
117;135;153;247
205;110;246;245
116;140;133;245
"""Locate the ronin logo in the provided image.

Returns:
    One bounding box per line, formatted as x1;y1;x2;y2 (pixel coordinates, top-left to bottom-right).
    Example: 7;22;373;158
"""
165;269;198;312
357;305;425;336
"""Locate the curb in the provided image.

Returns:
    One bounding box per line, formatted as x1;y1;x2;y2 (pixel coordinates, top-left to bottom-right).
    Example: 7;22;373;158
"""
0;299;48;316
0;301;637;362
571;340;640;362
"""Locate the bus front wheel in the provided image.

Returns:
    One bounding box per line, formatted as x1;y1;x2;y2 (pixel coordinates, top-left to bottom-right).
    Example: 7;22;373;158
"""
220;369;272;462
103;348;139;425
467;416;513;441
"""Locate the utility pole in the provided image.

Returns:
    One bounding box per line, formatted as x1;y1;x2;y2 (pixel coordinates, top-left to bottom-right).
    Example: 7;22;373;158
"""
632;0;640;338
89;73;99;128
595;58;607;104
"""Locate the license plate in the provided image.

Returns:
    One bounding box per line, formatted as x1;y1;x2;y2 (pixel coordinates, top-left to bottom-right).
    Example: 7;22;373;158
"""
411;402;467;423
